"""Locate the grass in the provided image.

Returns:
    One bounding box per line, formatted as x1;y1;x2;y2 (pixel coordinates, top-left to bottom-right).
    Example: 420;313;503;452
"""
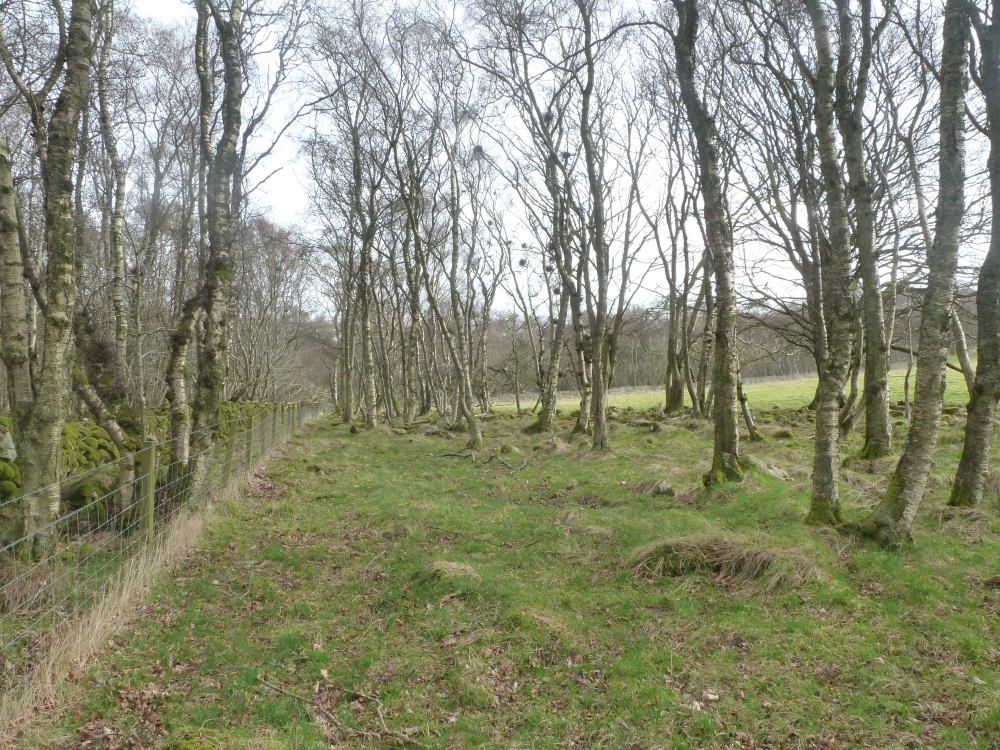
493;363;971;415
15;374;1000;749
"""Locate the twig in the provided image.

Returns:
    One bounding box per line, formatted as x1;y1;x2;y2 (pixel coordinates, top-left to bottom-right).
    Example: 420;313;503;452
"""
362;550;387;583
499;457;528;475
481;450;528;474
502;535;549;550
428;526;462;536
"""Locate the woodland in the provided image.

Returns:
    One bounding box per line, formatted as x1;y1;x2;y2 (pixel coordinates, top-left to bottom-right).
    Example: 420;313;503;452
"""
0;0;999;747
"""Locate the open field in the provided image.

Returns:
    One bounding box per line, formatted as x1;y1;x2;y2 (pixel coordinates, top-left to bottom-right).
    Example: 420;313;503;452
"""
491;366;973;415
15;377;1000;749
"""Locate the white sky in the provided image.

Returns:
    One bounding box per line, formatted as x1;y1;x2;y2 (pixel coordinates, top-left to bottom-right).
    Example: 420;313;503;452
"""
131;0;310;228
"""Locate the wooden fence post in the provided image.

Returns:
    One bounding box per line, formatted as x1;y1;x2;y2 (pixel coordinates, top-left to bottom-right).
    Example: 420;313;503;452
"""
222;421;235;488
136;439;157;544
246;415;256;470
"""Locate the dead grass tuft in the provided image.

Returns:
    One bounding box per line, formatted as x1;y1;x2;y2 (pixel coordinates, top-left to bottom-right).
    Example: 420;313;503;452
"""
627;533;822;590
0;512;205;740
522;608;567;634
924;505;994;544
556;510;588;526
540;436;572;454
426;560;481;583
0;560;61;615
633;480;675;497
578;524;615;537
811;525;853;559
985;470;1000;510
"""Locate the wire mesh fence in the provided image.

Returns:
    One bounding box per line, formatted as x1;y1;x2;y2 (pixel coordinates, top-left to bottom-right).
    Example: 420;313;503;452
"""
0;402;319;695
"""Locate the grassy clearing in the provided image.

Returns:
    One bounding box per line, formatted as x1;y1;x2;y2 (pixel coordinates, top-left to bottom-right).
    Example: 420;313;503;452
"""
17;377;1000;749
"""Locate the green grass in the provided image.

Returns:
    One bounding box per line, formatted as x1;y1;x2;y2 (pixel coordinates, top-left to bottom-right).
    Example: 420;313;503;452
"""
493;365;971;415
20;380;1000;749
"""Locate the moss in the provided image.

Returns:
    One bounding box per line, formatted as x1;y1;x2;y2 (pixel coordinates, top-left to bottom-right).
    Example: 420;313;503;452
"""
858;472;914;548
855;442;891;460
703;452;743;487
805;496;843;527
64;479;107;511
59;422;121;477
947;478;978;508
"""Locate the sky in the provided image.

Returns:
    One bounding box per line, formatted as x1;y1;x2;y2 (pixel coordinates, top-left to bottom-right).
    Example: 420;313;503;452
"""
132;0;311;228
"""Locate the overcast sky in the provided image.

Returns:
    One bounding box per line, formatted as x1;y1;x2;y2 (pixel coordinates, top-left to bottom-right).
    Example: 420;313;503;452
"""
132;0;311;229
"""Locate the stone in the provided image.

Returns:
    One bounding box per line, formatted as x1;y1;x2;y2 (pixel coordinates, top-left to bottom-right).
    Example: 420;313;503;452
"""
741;454;790;481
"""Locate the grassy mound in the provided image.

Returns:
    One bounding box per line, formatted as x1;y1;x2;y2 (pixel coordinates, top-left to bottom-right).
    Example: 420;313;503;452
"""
426;560;481;583
633;479;675;496
627;533;822;590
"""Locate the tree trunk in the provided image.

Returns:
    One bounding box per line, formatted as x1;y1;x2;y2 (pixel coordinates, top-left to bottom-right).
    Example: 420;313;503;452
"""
3;0;95;554
737;378;763;443
694;267;714;418
803;0;857;526
950;6;1000;508
191;0;243;490
575;0;609;451
671;0;741;484
531;288;569;433
834;0;892;458
166;296;200;466
97;2;128;384
341;303;355;424
951;308;977;396
0;139;34;450
572;289;592;435
665;311;685;412
861;0;966;544
359;256;378;428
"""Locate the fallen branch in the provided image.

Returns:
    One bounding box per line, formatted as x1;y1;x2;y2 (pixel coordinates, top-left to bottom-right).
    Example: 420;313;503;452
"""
502;535;550;550
427;449;528;475
483;450;527;473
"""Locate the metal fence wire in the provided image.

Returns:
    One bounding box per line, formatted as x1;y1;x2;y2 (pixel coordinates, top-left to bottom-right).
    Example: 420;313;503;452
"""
0;403;318;694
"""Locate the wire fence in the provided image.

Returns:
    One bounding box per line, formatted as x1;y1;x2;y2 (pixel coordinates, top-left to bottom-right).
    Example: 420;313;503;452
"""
0;402;319;695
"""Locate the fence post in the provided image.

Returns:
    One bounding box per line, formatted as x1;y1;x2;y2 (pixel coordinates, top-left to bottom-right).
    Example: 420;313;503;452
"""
246;415;256;471
222;420;235;488
137;438;157;544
